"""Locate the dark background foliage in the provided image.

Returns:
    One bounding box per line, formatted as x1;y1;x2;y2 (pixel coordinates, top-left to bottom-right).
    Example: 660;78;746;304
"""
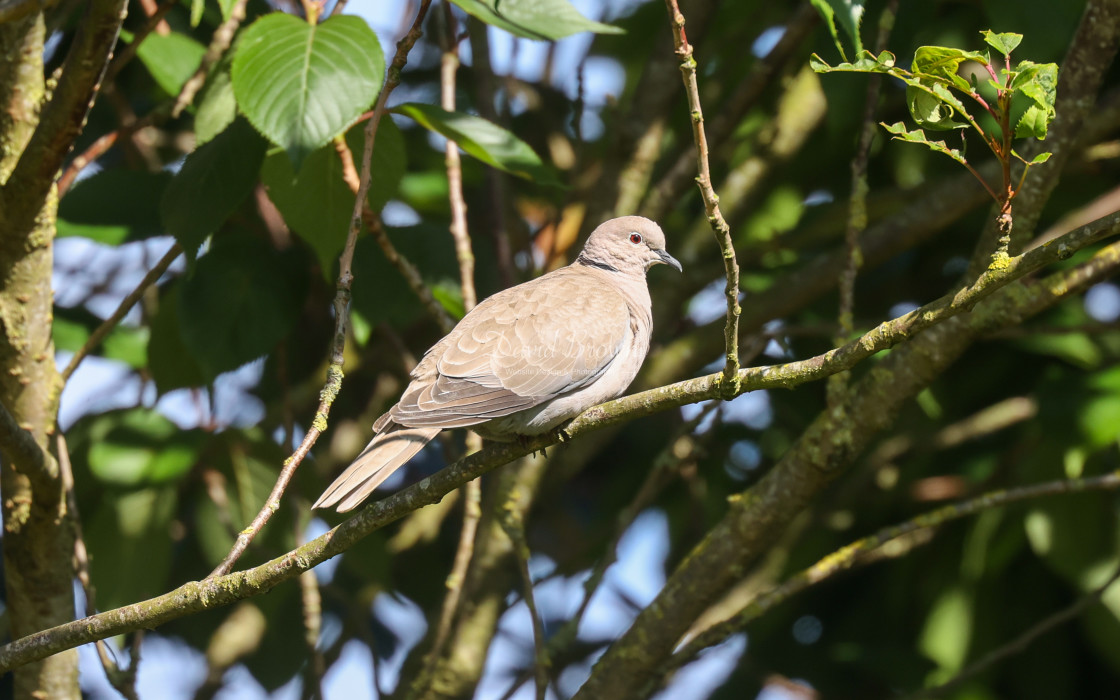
2;0;1120;698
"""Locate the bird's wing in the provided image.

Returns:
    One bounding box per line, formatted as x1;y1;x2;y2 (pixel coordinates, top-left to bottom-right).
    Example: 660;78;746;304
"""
390;269;631;428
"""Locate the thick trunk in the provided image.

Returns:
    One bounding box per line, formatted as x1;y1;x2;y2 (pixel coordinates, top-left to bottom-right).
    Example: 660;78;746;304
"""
0;12;78;700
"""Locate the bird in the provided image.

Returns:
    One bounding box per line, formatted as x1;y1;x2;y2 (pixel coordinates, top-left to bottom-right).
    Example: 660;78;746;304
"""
313;215;681;512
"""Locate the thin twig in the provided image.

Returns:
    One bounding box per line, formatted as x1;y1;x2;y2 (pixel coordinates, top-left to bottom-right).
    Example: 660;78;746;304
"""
499;403;722;700
206;0;435;578
421;8;487;680
295;505;326;700
828;0;898;407
667;470;1120;674
664;0;741;397
172;0;250;119
58;0;250;195
911;562;1120;699
58;434;141;700
333;134;456;334
61;242;182;384
499;505;551;700
5;220;1120;672
103;0;177;85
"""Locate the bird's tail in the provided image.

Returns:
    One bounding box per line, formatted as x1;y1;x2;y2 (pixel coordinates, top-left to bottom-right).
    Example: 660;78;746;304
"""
312;423;440;512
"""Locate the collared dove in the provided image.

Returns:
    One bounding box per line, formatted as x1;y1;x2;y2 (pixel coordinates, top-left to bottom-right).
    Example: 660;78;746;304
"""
314;216;681;512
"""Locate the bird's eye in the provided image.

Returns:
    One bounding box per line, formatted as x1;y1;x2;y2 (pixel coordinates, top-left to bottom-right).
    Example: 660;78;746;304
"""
629;232;643;244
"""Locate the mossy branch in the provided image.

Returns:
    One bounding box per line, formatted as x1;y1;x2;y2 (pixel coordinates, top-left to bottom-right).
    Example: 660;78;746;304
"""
1;207;1118;672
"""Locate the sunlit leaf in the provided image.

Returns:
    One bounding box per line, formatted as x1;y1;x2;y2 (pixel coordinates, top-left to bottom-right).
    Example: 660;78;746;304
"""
449;0;623;41
809;50;895;74
1011;60;1058;112
135;31;206;97
881;121;967;165
808;0;864;60
911;45;987;90
195;56;238;146
392;102;561;185
86;409;199;485
1015;103;1051;139
232;13;385;169
261;119;406;278
981;30;1023;58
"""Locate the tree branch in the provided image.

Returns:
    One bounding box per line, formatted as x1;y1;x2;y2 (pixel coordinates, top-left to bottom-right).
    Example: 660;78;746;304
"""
2;0;127;224
668;470;1120;675
0;399;58;489
2;208;1118;673
664;0;741;395
206;0;435;578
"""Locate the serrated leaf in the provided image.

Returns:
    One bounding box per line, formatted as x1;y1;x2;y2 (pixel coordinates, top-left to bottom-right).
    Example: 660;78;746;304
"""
232;14;385;169
136;31;207;97
881;121;967;165
911;45;987;90
809;50;894;74
449;0;623;41
809;0;864;60
906;85;966;131
1031;151;1052;164
1015;103;1051;139
176;232;308;380
161;119;268;261
392;103;561;185
58;170;172;244
261;119;406;278
1011;60;1058;112
195;56;237;146
981;30;1023;58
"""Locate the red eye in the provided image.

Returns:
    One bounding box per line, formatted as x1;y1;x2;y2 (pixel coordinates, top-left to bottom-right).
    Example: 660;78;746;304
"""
629;233;643;244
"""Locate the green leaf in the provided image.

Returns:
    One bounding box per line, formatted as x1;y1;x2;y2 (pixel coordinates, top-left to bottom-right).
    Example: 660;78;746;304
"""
147;285;208;393
53;317;89;353
135;31;207;97
1015;104;1051;139
190;0;204;26
86;486;178;612
231;13;385;169
1031;151;1053;164
1011;60;1058;112
160;119;268;261
176;232;308;380
102;326;149;369
58;170;172;244
881;121;967;166
448;0;623;41
195;56;238;146
981;30;1023;58
86;409;199;485
808;0;864;61
919;586;973;674
261;119;406;278
906;85;965;131
809;50;894;74
392;103;561;185
911;45;987;90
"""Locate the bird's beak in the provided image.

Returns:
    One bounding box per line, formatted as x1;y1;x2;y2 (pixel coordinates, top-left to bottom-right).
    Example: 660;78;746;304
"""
655;249;683;272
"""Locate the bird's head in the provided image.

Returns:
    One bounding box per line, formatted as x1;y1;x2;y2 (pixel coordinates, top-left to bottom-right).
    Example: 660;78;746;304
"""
578;216;682;275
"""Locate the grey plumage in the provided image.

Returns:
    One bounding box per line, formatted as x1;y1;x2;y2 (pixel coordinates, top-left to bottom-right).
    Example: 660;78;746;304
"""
313;216;680;512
